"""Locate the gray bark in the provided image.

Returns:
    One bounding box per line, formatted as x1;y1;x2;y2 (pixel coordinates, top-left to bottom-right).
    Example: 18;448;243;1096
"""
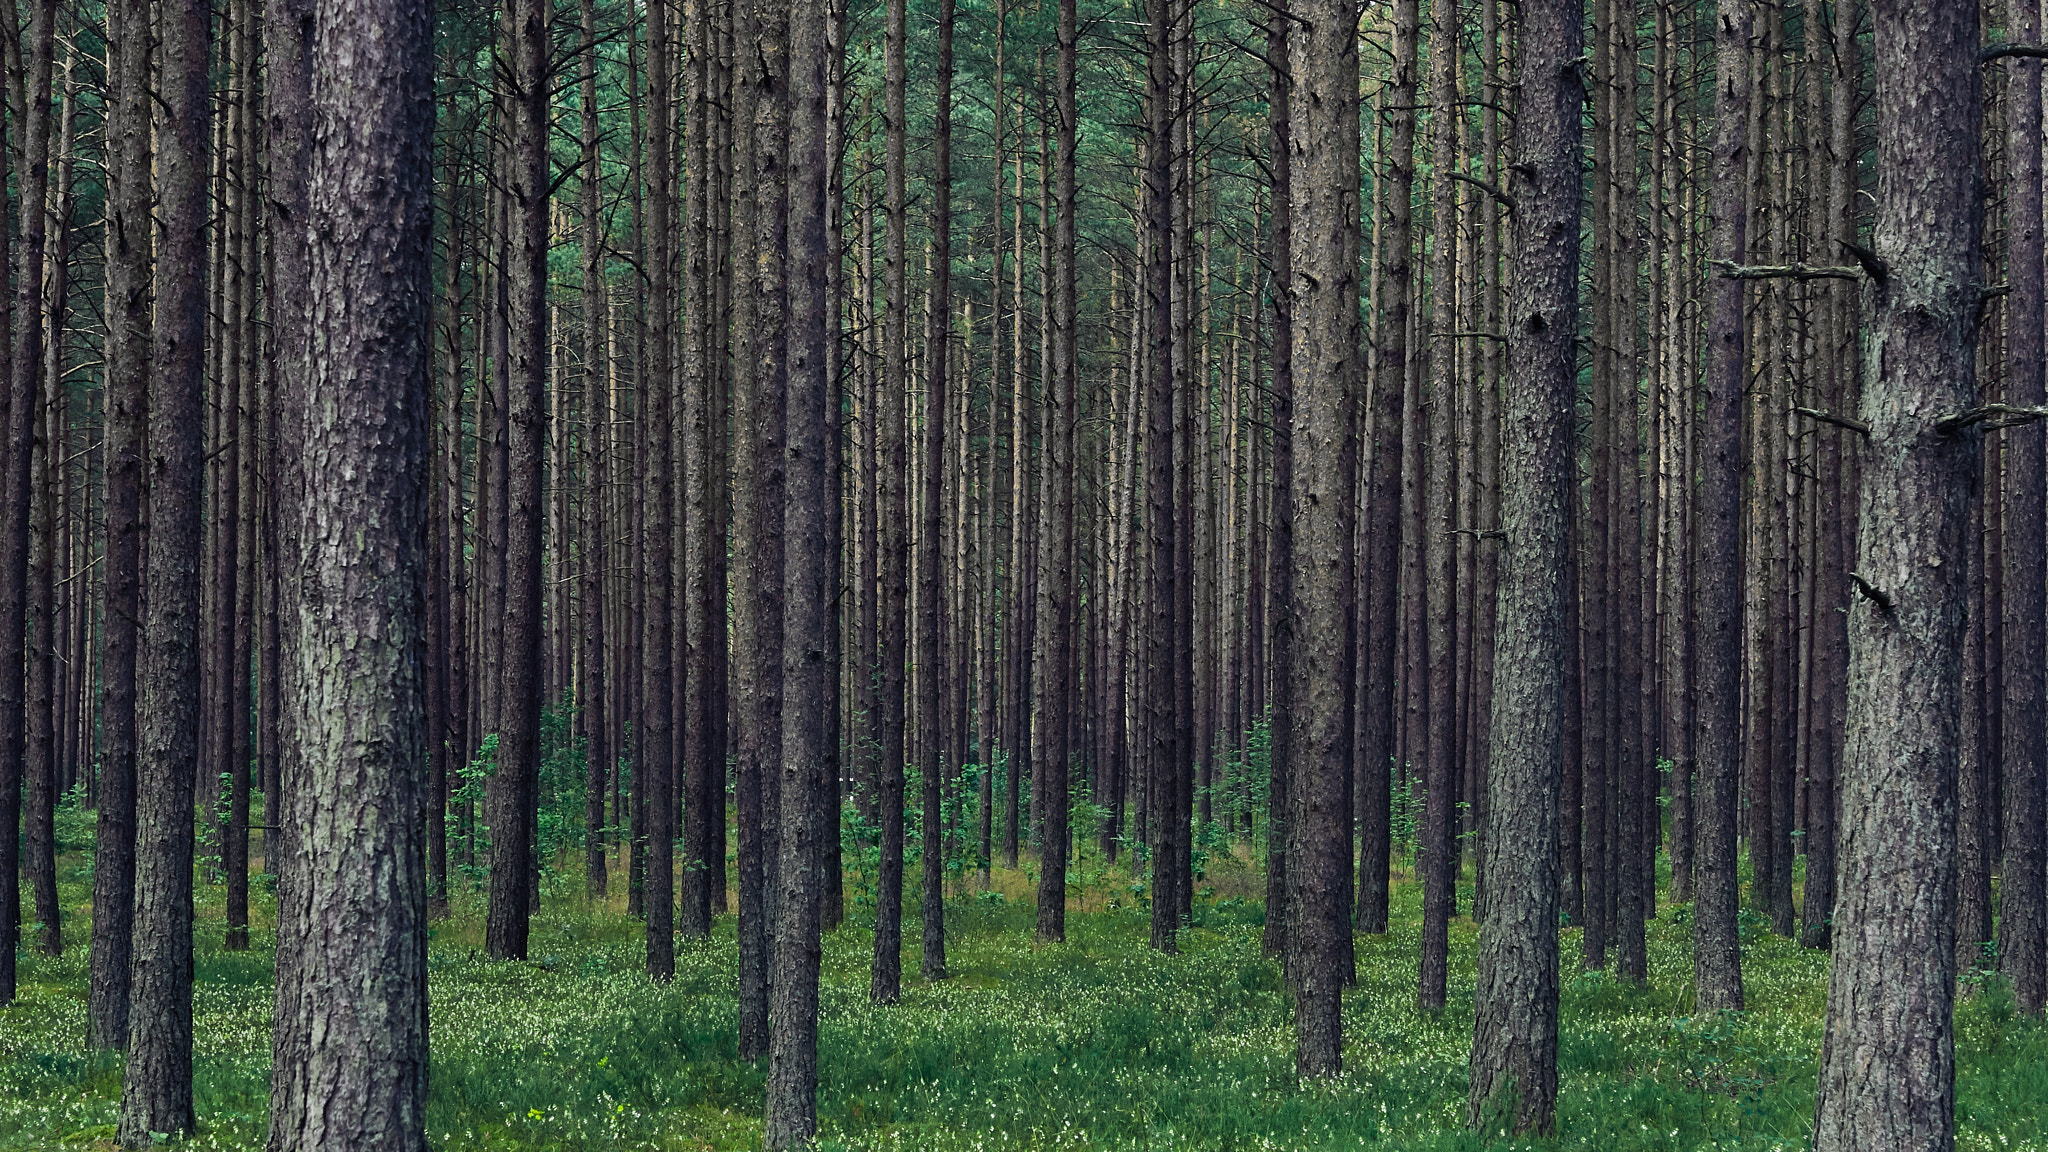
1285;0;1362;1075
1467;0;1582;1127
1811;0;1981;1146
266;0;435;1142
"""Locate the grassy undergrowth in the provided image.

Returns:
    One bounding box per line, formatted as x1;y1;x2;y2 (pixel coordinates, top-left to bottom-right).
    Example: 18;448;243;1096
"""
5;841;2047;1151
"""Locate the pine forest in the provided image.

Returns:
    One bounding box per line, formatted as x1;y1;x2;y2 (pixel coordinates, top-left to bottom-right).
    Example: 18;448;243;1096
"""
2;0;2046;1147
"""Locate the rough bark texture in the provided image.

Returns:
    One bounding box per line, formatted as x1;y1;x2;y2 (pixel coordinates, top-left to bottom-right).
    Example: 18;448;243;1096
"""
1811;2;1980;1147
1144;0;1180;957
0;0;27;1011
17;0;59;961
1032;0;1078;946
1418;0;1458;1010
870;0;909;1003
1284;0;1361;1075
1999;0;2046;1017
1466;0;1581;1127
485;0;550;965
918;0;954;984
88;0;153;1045
640;0;677;981
266;0;435;1143
1360;0;1419;938
1694;0;1752;1013
118;0;210;1141
765;0;829;1138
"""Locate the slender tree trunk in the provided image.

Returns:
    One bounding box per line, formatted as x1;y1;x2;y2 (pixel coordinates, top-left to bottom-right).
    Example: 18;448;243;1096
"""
640;0;677;978
118;0;210;1140
1694;0;1752;1012
1998;0;2046;1016
17;0;58;960
1467;0;1582;1124
485;0;549;966
581;0;610;902
1144;0;1181;955
870;0;910;1003
1812;1;1980;1144
765;0;830;1135
1261;10;1294;960
1285;0;1361;1074
1419;0;1460;1009
1032;0;1078;944
1360;0;1419;938
918;0;955;982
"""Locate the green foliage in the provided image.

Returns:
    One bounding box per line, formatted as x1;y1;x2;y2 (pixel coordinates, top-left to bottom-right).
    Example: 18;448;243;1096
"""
9;834;2048;1151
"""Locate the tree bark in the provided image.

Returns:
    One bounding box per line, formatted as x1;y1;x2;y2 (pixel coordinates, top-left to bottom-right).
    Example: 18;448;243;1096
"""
266;0;435;1142
765;0;829;1135
1812;0;1981;1144
1285;0;1361;1075
118;0;209;1140
1998;0;2047;1016
1467;0;1582;1124
88;0;152;1044
639;0;677;979
870;0;910;1002
1695;0;1752;1013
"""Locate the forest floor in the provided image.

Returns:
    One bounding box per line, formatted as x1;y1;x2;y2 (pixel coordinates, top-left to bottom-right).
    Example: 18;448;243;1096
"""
5;822;2048;1151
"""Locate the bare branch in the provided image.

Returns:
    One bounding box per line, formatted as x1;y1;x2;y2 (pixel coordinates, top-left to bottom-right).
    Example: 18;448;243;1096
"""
1936;403;2048;434
1981;42;2048;62
1709;258;1863;282
1791;406;1871;435
1850;573;1894;616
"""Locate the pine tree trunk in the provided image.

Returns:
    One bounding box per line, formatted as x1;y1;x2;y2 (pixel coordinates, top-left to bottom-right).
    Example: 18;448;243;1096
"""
1285;0;1361;1075
870;0;910;1003
917;0;955;982
765;0;830;1135
266;0;434;1143
117;0;209;1139
1694;0;1753;1013
485;0;550;966
1144;0;1179;955
1997;0;2046;1016
1812;1;1980;1143
639;0;677;978
1032;0;1078;945
1467;0;1582;1124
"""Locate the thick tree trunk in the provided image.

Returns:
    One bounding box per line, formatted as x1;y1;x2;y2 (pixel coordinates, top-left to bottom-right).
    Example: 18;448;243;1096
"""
1811;1;1980;1145
266;0;434;1143
1467;0;1582;1124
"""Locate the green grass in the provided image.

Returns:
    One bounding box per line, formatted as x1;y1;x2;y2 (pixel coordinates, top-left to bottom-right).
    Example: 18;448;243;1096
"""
5;838;2047;1151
